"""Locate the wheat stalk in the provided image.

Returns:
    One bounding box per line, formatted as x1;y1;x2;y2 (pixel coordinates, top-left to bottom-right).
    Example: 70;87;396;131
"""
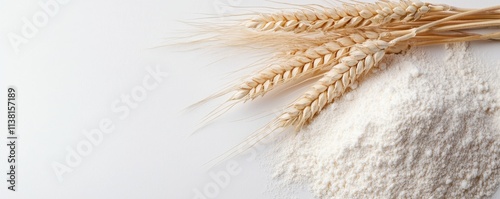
244;0;450;33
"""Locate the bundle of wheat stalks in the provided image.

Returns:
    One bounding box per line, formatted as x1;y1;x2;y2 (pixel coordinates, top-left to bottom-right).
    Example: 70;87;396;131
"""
195;0;500;163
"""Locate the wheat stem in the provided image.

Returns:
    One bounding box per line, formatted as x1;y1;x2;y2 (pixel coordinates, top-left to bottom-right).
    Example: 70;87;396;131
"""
416;5;500;32
430;19;500;32
416;31;500;45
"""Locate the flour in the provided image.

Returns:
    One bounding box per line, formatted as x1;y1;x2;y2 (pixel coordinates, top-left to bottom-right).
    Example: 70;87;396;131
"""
263;43;500;199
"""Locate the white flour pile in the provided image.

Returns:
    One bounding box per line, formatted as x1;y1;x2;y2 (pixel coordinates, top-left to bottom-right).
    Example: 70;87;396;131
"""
264;43;500;198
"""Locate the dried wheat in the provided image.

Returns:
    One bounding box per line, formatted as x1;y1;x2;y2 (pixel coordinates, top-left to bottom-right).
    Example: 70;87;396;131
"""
200;3;500;167
272;5;500;130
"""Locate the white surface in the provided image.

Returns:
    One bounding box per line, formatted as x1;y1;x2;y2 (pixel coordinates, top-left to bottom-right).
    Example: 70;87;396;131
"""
0;0;499;198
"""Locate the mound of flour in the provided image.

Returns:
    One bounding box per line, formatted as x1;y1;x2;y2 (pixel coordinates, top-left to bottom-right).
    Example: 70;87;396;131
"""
264;43;500;199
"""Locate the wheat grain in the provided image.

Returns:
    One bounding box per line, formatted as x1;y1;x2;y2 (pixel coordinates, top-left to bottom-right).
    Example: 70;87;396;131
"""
244;0;444;33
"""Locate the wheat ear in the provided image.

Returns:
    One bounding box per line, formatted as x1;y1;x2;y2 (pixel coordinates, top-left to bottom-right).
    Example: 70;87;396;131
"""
230;31;381;102
277;39;388;129
244;0;447;33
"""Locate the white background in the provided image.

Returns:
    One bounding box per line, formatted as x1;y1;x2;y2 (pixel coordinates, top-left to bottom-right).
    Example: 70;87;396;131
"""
1;0;500;198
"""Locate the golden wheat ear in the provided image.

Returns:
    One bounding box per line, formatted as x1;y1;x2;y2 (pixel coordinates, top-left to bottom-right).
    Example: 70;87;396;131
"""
243;0;454;33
